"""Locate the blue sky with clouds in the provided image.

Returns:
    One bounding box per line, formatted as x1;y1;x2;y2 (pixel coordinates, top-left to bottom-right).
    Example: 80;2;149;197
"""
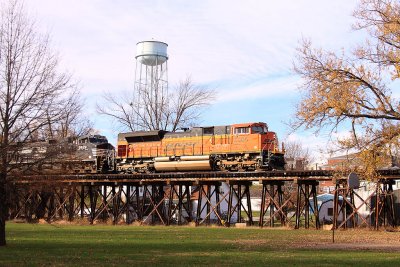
24;0;365;162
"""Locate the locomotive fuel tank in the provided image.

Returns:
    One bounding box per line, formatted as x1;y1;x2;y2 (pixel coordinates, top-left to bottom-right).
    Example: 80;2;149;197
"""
153;155;212;171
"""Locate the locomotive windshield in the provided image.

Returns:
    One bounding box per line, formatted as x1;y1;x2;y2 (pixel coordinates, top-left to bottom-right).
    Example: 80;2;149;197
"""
89;137;107;143
77;135;108;144
251;126;268;134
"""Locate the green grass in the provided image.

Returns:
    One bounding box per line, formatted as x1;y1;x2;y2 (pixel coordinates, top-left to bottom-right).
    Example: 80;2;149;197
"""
0;222;399;266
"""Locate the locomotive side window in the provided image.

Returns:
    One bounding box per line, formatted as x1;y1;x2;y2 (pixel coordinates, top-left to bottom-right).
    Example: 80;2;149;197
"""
234;127;250;134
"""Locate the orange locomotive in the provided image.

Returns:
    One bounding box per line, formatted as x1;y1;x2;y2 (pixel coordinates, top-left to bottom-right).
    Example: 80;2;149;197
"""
116;122;285;173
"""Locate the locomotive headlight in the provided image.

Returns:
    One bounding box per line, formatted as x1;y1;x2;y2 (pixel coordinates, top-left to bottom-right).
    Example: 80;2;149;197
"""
254;146;257;149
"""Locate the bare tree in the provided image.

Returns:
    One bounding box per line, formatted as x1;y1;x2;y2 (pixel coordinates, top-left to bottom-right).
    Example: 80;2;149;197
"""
98;76;215;132
292;0;400;177
43;87;94;139
0;0;84;246
168;77;216;131
284;140;311;160
96;91;137;131
284;140;312;170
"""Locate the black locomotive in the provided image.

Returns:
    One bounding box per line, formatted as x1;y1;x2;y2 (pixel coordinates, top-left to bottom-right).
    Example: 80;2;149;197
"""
9;135;114;174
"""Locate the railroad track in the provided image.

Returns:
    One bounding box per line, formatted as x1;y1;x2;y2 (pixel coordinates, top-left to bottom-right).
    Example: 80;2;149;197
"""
8;169;400;184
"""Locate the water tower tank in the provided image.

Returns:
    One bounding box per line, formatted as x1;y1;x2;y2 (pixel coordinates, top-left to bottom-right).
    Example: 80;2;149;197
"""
136;41;168;66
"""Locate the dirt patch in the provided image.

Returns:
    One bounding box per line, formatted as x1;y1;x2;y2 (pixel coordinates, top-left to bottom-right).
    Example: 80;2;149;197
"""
38;219;48;224
223;228;400;252
291;229;400;252
316;242;400;252
52;220;74;225
223;239;269;250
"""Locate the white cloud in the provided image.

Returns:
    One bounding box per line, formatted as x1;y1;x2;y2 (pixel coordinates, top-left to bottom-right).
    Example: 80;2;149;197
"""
214;74;300;103
25;0;361;94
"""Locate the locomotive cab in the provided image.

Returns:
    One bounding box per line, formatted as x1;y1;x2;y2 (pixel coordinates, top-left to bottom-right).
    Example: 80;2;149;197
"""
73;135;115;173
233;122;268;135
230;122;284;170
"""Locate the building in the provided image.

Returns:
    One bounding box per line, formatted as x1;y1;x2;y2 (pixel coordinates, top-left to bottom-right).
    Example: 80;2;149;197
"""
309;193;346;224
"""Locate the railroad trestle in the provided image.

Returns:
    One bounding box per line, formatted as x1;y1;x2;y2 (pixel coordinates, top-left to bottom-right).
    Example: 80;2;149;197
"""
5;170;400;229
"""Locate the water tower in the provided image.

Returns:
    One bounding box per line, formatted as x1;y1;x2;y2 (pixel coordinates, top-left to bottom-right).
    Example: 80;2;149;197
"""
134;40;168;129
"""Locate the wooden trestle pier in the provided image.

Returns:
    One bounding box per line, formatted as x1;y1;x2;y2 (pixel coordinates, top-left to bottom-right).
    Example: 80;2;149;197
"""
5;170;400;229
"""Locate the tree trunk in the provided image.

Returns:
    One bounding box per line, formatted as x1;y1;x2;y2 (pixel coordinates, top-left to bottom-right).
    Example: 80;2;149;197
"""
0;172;6;246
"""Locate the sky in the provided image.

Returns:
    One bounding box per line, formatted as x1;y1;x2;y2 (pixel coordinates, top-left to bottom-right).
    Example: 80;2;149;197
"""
24;0;365;163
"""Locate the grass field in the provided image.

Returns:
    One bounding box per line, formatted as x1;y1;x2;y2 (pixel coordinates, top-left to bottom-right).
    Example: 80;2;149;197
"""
1;222;400;266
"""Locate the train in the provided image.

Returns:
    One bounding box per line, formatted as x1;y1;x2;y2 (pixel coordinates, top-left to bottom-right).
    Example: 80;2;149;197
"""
10;122;285;174
9;135;115;175
116;122;285;173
